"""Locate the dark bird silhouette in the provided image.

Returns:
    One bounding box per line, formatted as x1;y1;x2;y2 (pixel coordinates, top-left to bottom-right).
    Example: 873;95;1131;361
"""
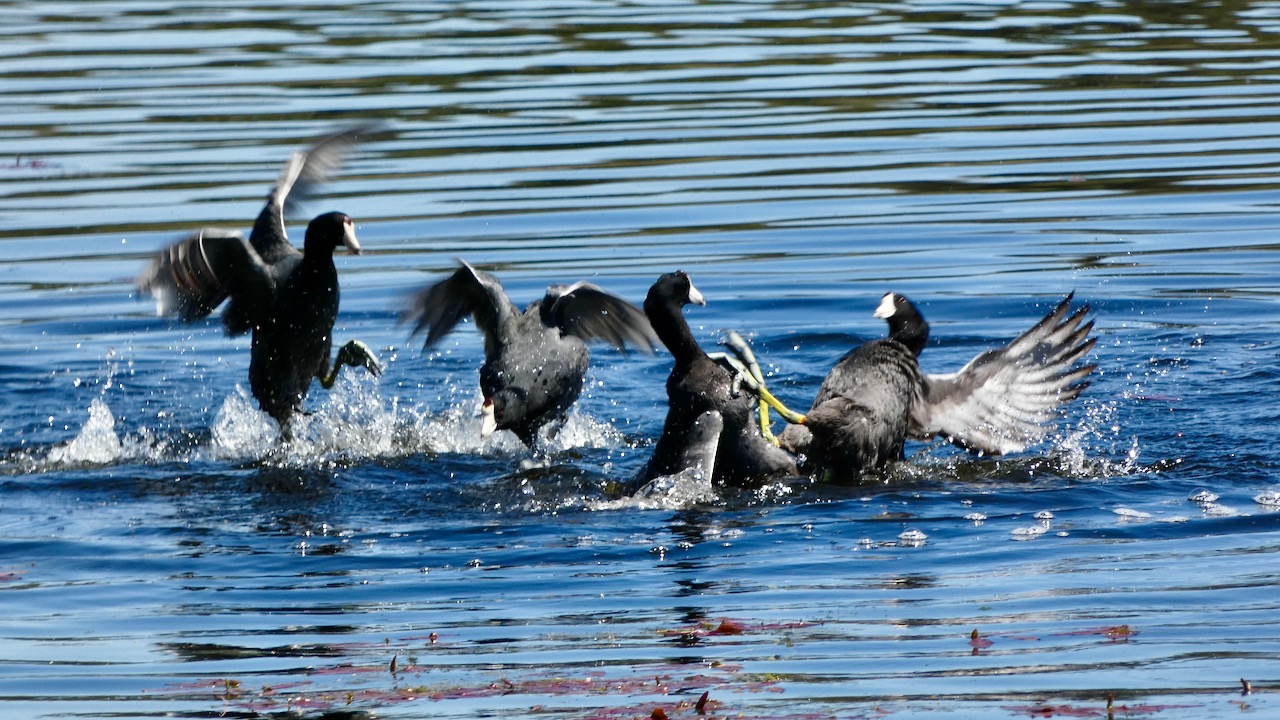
403;260;656;447
638;271;797;486
776;293;1097;481
136;127;381;427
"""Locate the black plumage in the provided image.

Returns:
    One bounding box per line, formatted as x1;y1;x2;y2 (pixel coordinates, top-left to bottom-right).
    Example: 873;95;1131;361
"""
631;410;724;499
779;293;1096;482
136;127;381;426
639;271;797;486
875;292;929;356
777;339;923;480
403;260;656;447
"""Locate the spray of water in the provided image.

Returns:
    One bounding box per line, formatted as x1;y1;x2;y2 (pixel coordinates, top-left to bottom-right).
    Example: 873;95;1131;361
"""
46;398;123;465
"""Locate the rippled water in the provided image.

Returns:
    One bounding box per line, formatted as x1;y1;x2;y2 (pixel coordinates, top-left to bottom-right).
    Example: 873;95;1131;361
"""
3;1;1280;718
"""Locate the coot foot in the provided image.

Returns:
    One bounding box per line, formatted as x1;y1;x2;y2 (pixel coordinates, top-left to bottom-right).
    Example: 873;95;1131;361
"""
321;339;382;388
711;331;807;435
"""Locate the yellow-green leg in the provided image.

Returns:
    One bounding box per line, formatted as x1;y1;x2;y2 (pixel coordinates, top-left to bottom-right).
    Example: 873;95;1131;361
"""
715;332;807;445
320;339;383;389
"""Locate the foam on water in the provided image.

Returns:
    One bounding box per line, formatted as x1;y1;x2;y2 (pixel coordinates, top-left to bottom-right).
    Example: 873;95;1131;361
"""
1255;490;1280;507
1011;525;1049;541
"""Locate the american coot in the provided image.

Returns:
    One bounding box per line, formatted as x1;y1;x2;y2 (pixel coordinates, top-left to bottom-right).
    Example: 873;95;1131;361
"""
639;271;797;486
136;127;382;427
403;260;656;447
775;293;1096;481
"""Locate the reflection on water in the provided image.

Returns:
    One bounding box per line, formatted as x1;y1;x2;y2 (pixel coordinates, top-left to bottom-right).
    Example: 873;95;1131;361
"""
2;1;1280;719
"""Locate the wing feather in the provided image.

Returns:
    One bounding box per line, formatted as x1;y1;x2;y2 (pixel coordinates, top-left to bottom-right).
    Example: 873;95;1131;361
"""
136;229;278;336
402;259;517;359
248;124;375;260
544;282;657;353
911;294;1097;455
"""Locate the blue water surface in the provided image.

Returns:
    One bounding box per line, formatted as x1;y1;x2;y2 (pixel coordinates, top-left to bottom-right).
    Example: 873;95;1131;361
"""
2;1;1280;718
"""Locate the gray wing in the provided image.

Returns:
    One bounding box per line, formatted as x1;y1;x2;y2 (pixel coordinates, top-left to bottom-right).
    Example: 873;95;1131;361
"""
135;228;280;336
402;259;517;358
544;282;657;352
911;293;1097;455
248;124;374;259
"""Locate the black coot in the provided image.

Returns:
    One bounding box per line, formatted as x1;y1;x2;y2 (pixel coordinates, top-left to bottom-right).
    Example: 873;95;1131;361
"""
136;127;381;427
639;271;797;486
403;260;656;447
778;293;1096;481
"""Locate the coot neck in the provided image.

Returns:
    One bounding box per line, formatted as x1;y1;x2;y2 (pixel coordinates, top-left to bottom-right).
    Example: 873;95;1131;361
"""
648;299;703;367
249;203;293;264
889;319;928;357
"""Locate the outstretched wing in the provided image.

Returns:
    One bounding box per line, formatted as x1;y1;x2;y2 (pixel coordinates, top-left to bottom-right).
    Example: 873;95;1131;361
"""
402;259;517;359
136;228;279;335
248;124;374;260
911;293;1097;455
543;282;657;353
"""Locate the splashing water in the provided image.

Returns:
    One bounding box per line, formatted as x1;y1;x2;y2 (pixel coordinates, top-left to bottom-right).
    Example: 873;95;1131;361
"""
537;412;628;453
1049;399;1148;478
589;467;717;511
47;398;123;465
203;376;630;467
209;386;279;460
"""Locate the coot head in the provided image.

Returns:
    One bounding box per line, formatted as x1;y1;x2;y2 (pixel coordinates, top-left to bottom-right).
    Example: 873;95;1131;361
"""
304;211;361;256
875;292;928;356
480;387;532;441
645;270;705;312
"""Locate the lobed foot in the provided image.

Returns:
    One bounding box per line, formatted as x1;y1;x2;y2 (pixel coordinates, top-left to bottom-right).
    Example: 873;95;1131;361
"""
712;331;807;435
322;339;383;388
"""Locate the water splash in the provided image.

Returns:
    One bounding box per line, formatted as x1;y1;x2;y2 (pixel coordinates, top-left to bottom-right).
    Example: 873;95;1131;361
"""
1048;400;1150;478
282;374;399;460
209;386;280;459
1255;490;1280;507
203;378;629;467
588;468;716;511
46;398;124;465
400;400;523;456
539;413;628;453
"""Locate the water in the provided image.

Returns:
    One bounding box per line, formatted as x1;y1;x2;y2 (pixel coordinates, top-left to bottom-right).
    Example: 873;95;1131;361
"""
3;1;1280;718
